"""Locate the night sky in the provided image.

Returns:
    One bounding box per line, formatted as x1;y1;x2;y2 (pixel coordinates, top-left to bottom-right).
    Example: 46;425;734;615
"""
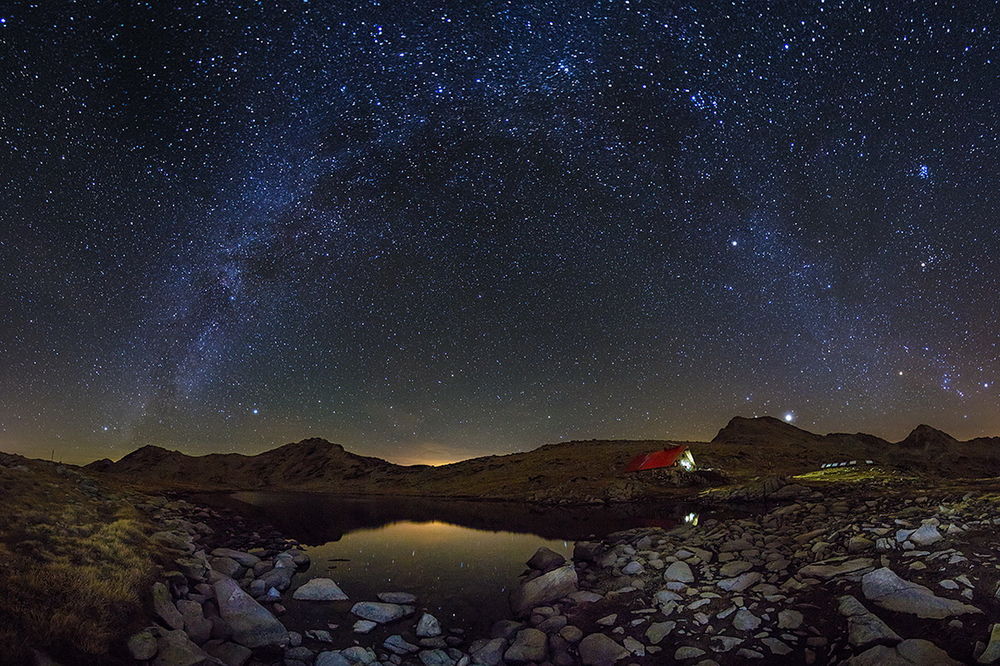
3;2;999;465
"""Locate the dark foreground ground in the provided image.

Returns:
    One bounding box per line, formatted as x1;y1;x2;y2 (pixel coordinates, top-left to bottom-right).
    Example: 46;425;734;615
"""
6;448;1000;665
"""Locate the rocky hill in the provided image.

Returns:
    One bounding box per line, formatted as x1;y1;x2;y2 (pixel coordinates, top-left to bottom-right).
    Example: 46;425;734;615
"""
82;417;1000;501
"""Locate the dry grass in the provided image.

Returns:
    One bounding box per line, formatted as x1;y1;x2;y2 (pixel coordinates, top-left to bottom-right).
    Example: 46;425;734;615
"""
0;459;157;665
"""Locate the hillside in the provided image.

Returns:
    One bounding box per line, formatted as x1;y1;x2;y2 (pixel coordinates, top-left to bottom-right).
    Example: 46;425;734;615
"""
81;416;1000;502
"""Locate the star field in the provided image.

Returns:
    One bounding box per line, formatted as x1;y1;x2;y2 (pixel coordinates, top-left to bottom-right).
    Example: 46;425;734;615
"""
2;1;999;464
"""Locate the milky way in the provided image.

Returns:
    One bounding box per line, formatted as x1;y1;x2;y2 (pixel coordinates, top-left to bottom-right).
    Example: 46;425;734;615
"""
2;2;999;464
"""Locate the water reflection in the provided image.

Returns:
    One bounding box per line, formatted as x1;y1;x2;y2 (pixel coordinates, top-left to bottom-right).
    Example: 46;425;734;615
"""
219;492;703;545
205;494;708;638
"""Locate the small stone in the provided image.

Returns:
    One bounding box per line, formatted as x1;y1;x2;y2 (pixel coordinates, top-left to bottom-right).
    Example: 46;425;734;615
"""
675;646;707;660
504;628;547;663
778;609;803;629
732;609;761;631
664;561;695;583
416;613;442;638
645;621;675;645
353;620;378;634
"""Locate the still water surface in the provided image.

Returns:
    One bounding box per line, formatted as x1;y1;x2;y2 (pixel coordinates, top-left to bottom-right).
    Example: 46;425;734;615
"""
223;493;702;637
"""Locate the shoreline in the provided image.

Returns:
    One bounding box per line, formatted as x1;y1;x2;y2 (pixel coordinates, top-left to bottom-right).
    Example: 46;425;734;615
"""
121;475;1000;665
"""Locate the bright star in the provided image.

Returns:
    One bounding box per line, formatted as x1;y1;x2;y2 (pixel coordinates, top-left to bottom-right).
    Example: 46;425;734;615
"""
783;412;795;423
251;408;259;415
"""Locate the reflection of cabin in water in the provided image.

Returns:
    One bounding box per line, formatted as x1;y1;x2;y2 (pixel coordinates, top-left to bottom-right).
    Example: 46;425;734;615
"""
625;445;696;473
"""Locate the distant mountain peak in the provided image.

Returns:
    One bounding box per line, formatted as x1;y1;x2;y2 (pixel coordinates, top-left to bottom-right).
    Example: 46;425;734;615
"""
712;415;818;445
898;424;957;448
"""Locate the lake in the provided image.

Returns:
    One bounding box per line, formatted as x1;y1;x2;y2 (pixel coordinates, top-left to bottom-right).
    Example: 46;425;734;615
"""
218;493;705;639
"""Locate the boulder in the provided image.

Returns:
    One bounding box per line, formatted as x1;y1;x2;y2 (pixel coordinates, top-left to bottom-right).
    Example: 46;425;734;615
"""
213;577;288;648
152;582;185;630
383;635;419;655
176;599;213;644
292;578;349;601
210;549;260;567
798;558;874;580
664;561;694;583
861;568;981;619
471;638;507;665
350;601;414;623
908;524;942;547
847;639;960;665
510;564;578;616
527;547;567;572
416;613;442;637
578;633;629;665
978;624;1000;664
127;629;158;661
203;641;251;666
377;592;417;604
504;628;547;663
838;595;901;647
152;629;211;666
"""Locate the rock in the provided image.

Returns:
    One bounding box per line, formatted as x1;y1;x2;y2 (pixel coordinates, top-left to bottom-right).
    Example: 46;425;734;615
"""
316;652;352;666
527;547;567;572
560;625;583;643
847;639;960;665
664;560;695;583
152;582;185;630
350;601;414;623
909;524;942;546
504;628;547;663
645;621;675;644
471;638;507;665
177;599;213;644
204;641;251;666
574;542;604;562
777;609;803;629
717;572;761;592
762;638;792;656
675;646;707;660
353;620;377;633
578;633;629;666
978;624;1000;664
732;609;761;631
798;558;874;579
210;549;260;567
621;561;644;575
416;613;442;637
340;646;377;664
152;629;210;666
510;564;578;616
849;536;875;553
213;577;288;648
377;591;417;603
127;629;158;661
418;649;454;666
292;578;349;601
210;557;242;578
719;561;752;577
306;629;334;643
861;568;981;619
709;635;743;652
838;595;901;647
383;635;420;654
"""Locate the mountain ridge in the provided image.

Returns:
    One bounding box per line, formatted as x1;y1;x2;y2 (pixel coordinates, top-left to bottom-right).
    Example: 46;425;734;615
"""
73;416;1000;501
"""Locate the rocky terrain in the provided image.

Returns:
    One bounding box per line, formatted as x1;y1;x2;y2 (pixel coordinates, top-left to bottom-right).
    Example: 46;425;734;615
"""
53;466;1000;666
10;416;1000;664
85;417;1000;503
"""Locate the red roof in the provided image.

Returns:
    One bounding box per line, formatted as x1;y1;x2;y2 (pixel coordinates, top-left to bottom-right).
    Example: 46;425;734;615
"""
624;445;689;472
